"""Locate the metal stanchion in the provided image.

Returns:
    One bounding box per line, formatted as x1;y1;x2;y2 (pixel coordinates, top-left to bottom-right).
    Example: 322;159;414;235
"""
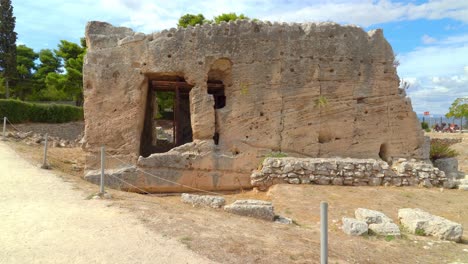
2;117;6;141
41;133;49;169
320;201;328;264
100;146;105;194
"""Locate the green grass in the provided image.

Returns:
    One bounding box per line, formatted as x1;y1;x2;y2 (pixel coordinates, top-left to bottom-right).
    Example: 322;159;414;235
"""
385;235;395;242
430;140;458;161
258;151;288;169
179;236;193;248
415;228;426;236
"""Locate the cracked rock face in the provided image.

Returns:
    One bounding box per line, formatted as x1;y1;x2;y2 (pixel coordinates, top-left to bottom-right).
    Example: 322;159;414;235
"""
398;208;463;242
83;20;426;192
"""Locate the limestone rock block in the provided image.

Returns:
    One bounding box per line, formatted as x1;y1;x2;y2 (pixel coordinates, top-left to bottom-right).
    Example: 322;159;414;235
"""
84;166;139;190
181;193;225;208
433;158;459;179
355;208;393;224
398;208;463;242
342;217;368;236
368;222;401;237
224;200;275;221
274;215;293;224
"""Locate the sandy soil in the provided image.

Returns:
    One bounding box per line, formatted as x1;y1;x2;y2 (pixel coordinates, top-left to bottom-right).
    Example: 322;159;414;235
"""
3;126;468;264
0;141;213;264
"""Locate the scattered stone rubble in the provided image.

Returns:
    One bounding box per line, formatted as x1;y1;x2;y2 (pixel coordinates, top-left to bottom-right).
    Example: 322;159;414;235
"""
342;217;368;236
398;208;463;242
252;157;449;190
342;208;464;242
180;194;290;223
458;177;468;191
6;131;82;148
224;200;275;221
181;193;226;208
342;208;401;237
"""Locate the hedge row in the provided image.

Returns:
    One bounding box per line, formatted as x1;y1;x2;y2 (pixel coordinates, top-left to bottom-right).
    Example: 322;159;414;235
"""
0;99;84;123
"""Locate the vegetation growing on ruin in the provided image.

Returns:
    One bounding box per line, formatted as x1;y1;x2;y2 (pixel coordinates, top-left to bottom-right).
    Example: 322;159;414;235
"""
258;151;288;169
430;140;458;161
315;95;329;108
178;12;253;28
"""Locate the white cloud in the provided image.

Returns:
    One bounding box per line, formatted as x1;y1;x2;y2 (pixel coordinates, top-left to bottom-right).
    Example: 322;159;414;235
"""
261;0;468;27
422;34;437;44
399;33;468;114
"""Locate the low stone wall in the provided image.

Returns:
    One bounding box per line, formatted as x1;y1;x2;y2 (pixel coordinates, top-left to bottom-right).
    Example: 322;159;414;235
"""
251;157;447;190
431;138;462;146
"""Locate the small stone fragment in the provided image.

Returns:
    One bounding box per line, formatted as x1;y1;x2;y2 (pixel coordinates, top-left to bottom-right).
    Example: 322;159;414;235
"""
368;222;401;237
224;200;275;221
355;208;393;224
181;193;226;208
342;217;368;236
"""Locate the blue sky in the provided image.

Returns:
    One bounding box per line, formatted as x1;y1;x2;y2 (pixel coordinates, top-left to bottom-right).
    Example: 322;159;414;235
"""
12;0;468;115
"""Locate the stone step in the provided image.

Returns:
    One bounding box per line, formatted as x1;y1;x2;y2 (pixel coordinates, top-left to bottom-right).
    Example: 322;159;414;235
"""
458;185;468;191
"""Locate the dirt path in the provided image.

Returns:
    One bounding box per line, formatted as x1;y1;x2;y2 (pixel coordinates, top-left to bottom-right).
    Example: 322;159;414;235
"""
0;142;214;264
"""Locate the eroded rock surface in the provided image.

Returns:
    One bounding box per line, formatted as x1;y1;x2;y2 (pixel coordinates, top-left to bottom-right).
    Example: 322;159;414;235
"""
368;222;401;237
224;200;275;221
181;193;225;208
83;20;427;192
355;208;393;224
342;217;368;236
398;208;463;242
252;157;446;189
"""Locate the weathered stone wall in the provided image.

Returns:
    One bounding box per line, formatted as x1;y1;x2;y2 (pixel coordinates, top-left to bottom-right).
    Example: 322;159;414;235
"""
431;137;463;146
251;157;447;190
83;20;427;192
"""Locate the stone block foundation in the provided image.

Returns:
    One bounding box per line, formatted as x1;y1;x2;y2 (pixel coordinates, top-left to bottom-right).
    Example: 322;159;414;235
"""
251;157;447;190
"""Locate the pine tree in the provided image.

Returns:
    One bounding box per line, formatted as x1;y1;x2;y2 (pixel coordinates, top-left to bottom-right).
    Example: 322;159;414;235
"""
0;0;17;98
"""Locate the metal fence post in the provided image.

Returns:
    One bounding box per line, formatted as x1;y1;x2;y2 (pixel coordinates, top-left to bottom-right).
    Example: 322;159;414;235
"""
100;146;105;194
320;201;328;264
2;117;6;141
41;133;49;169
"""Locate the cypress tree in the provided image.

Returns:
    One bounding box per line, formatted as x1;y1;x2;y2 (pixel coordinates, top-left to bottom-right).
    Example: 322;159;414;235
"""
0;0;17;98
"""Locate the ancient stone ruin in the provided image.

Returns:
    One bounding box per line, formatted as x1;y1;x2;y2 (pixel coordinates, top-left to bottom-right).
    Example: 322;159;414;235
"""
82;20;431;192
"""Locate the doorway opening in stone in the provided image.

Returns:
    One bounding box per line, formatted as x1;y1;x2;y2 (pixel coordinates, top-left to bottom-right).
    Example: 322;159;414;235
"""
379;143;389;163
140;76;193;157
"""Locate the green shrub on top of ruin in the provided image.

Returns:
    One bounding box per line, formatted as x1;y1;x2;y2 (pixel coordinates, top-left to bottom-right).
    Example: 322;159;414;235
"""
430;140;458;161
177;14;208;28
213;13;249;23
178;13;255;28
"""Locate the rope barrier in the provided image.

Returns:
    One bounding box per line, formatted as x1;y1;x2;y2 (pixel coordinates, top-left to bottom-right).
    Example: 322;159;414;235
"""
5;117;23;133
3;116;223;196
105;151;225;196
105;173;157;197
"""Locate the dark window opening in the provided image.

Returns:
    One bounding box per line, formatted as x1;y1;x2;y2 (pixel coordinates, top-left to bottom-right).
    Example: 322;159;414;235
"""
140;76;193;157
208;80;226;109
213;132;220;145
379;143;389;163
207;80;225;145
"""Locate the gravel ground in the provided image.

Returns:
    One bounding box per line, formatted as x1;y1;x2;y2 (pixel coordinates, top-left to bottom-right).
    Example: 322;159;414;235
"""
7;121;84;141
0;141;214;264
